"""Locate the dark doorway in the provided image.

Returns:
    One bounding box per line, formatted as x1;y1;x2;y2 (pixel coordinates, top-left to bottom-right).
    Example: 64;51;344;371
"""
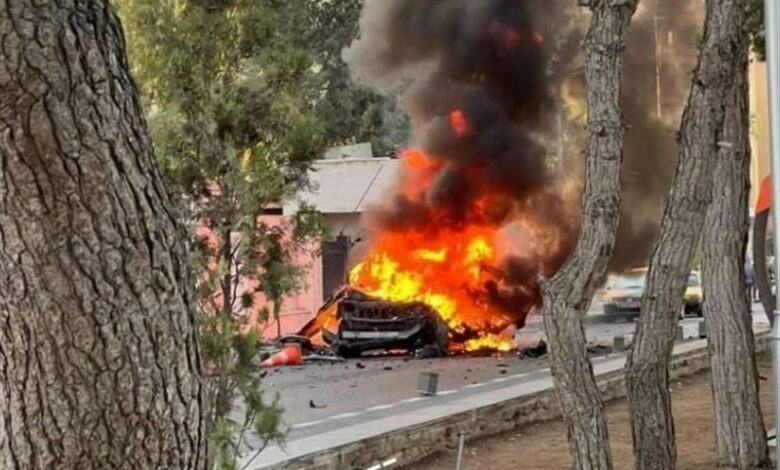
322;235;350;300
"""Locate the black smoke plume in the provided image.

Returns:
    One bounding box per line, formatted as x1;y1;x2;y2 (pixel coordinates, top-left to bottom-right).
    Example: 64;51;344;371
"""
343;0;703;325
343;0;578;327
611;0;703;271
344;0;575;238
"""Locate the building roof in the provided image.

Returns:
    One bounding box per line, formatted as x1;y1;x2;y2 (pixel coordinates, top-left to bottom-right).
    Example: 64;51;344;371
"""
285;158;401;214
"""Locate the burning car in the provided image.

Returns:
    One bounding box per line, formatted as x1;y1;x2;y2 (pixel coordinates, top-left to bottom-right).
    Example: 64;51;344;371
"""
297;281;525;357
293;1;579;357
328;289;449;358
298;288;450;357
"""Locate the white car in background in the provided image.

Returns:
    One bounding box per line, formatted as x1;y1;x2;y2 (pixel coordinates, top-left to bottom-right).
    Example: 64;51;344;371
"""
602;269;646;317
602;268;702;318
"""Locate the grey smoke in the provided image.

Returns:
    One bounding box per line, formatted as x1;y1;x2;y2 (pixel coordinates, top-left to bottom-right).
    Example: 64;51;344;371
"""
611;0;703;271
342;0;704;316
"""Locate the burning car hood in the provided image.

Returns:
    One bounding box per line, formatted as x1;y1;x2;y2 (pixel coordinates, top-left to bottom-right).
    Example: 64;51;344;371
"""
298;286;515;354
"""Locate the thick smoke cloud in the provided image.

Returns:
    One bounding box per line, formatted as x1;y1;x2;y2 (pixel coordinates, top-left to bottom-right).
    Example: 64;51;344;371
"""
344;0;704;310
343;0;577;325
611;0;703;271
344;0;573;231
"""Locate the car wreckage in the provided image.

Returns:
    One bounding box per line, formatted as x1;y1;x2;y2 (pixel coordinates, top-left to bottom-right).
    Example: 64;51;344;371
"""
297;288;450;358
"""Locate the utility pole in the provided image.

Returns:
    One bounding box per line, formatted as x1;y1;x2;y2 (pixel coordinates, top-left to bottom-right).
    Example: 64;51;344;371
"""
764;0;780;466
653;0;663;120
653;14;663;119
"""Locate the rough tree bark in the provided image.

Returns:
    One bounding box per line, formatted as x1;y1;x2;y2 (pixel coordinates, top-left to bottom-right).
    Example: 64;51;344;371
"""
702;42;770;468
0;1;208;469
540;1;638;469
625;1;750;469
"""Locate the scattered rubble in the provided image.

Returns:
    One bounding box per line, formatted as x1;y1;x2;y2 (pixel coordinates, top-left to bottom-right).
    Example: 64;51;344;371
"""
517;340;547;359
586;343;613;356
302;354;343;363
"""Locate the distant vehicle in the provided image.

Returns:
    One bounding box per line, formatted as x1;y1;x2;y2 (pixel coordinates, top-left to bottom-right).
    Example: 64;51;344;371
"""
603;269;646;317
603;268;702;318
753;176;776;323
683;271;703;317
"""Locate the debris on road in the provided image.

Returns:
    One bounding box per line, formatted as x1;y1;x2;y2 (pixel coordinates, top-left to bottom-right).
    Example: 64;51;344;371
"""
309;399;326;409
517;340;547;359
302;353;344;364
279;334;313;351
586;343;613;356
417;372;439;396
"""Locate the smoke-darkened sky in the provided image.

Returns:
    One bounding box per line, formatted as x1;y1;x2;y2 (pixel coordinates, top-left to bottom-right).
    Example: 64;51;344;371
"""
344;0;704;282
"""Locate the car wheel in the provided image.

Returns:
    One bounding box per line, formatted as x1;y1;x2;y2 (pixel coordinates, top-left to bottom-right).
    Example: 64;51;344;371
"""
336;344;360;359
434;320;449;352
419;344;442;359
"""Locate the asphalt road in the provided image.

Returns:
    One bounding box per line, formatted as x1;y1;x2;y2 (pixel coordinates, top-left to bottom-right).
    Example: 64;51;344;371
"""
260;299;771;429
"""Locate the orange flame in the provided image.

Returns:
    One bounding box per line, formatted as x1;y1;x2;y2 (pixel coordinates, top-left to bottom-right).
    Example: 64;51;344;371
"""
464;334;515;353
448;110;470;137
349;230;498;332
502;29;520;49
489;21;545;50
348;149;526;352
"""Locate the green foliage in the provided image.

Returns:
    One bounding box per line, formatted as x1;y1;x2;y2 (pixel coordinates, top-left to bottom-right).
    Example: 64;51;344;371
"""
287;0;409;154
113;0;330;467
114;0;409;462
746;0;766;61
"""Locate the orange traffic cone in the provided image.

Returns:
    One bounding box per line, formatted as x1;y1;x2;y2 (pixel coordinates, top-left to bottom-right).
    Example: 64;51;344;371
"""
260;344;302;368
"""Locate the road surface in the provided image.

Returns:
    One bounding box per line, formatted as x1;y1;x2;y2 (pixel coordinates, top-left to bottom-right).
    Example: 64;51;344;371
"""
258;301;770;429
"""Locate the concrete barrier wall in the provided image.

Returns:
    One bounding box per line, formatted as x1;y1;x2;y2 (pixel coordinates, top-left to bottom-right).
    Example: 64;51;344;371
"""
269;333;770;470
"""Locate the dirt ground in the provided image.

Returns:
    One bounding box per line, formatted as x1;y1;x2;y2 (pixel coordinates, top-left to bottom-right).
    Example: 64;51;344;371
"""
408;356;775;470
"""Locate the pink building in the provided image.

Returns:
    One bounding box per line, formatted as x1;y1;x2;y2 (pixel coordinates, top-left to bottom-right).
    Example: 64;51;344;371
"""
256;146;401;339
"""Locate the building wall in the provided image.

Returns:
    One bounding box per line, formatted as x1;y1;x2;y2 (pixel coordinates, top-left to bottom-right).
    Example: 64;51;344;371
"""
323;212;372;266
750;59;771;213
259;212;366;338
195;213;325;340
256;243;324;339
270;157;401;339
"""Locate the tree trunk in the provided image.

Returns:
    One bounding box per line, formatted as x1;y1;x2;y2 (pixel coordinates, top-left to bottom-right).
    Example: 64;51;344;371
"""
0;1;208;469
625;1;750;469
540;1;638;469
702;46;770;468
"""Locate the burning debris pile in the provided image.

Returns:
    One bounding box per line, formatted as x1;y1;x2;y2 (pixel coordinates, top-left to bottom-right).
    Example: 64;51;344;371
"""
299;0;579;356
